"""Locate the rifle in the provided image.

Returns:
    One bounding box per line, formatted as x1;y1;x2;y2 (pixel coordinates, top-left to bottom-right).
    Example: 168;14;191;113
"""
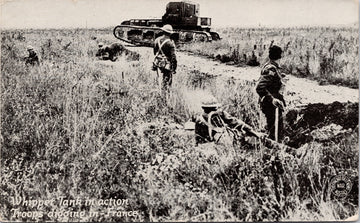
187;120;297;155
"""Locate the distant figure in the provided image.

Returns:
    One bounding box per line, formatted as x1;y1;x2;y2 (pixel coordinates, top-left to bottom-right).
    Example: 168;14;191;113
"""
256;45;286;141
246;45;260;66
96;42;126;62
153;24;177;92
25;45;39;66
193;97;265;144
96;42;105;55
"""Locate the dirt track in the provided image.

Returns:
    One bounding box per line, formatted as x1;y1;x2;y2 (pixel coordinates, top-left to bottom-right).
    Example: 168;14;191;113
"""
136;46;357;105
100;45;358;109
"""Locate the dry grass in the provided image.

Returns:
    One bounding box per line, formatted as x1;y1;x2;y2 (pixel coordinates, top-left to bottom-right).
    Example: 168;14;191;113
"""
0;28;358;222
180;26;359;88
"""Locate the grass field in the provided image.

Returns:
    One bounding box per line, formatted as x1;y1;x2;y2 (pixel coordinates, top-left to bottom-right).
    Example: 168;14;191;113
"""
181;26;359;88
0;28;358;222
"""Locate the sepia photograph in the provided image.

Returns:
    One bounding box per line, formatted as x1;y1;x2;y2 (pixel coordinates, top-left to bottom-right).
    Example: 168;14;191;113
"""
0;0;359;221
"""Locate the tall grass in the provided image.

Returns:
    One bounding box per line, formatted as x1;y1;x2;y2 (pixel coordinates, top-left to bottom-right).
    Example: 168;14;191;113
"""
1;29;358;221
181;26;359;88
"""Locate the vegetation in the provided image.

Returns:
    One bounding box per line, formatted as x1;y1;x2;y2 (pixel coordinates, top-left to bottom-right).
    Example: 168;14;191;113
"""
0;28;358;222
180;27;359;88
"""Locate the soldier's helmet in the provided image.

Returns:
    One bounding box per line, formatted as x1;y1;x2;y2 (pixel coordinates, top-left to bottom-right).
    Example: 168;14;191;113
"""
269;45;282;60
161;24;174;34
98;42;104;47
201;96;221;109
26;45;34;51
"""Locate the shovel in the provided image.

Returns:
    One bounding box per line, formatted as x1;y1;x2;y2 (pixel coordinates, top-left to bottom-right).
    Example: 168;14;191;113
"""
275;107;279;142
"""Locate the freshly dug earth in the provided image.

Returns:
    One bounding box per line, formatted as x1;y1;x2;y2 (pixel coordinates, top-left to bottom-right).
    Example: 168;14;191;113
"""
285;101;358;148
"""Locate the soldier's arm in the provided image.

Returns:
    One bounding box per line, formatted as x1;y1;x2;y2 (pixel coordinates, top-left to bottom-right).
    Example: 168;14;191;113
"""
169;41;177;71
153;39;159;55
103;47;111;58
34;55;40;64
193;114;207;126
222;111;257;137
255;68;277;102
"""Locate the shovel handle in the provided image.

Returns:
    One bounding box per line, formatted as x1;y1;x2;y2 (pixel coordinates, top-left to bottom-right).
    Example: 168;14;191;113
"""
275;107;279;142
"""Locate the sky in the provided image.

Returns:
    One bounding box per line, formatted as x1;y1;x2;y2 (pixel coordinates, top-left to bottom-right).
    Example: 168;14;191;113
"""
0;0;358;29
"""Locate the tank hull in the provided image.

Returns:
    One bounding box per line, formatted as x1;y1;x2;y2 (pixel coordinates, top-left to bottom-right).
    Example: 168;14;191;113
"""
113;1;221;46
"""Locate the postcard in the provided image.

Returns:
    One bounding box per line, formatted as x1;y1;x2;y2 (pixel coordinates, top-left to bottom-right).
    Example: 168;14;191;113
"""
0;0;358;221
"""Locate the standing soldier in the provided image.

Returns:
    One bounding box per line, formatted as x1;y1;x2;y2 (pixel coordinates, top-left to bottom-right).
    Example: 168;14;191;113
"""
153;24;177;92
193;97;265;145
25;45;39;66
256;45;285;141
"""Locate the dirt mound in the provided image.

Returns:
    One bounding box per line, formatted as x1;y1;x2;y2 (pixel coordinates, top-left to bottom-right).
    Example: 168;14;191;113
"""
285;101;358;148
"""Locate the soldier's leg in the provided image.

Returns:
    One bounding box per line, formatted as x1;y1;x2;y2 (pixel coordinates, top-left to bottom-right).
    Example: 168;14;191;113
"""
265;108;276;140
109;51;118;61
162;70;173;91
261;102;276;140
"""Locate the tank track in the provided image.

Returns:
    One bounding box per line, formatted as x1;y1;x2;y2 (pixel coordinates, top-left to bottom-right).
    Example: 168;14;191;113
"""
113;25;219;47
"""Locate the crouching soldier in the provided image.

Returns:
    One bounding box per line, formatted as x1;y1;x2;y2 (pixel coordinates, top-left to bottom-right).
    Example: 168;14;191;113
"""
193;97;265;145
96;42;107;59
25;45;39;66
96;42;126;62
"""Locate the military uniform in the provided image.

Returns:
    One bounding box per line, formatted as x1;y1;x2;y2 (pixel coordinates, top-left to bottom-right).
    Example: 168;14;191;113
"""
153;34;177;90
25;49;39;66
194;109;257;144
256;60;285;141
96;43;126;61
96;47;108;59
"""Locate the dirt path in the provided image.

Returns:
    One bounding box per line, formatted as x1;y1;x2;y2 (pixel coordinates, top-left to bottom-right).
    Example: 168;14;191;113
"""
180;52;358;106
103;45;359;109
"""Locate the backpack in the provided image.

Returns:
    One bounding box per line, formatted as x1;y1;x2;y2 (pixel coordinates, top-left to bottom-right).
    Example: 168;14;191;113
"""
153;39;172;71
195;111;226;142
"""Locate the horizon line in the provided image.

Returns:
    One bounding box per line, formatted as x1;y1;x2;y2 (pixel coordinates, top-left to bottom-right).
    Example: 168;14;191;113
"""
1;23;358;30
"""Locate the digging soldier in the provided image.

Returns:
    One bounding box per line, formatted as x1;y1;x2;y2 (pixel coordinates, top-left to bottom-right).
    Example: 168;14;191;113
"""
96;42;126;62
152;24;177;92
256;45;291;203
256;45;286;142
189;97;297;154
187;97;298;203
192;97;266;145
25;45;39;66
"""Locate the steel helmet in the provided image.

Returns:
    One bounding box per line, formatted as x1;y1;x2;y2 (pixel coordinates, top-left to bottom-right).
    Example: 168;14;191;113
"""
201;96;221;109
98;42;104;47
161;24;174;34
26;45;34;51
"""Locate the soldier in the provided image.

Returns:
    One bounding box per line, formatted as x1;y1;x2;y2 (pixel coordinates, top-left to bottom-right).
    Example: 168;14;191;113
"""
95;42;107;59
193;97;265;145
153;24;177;92
256;45;286;141
25;45;39;66
96;42;126;62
